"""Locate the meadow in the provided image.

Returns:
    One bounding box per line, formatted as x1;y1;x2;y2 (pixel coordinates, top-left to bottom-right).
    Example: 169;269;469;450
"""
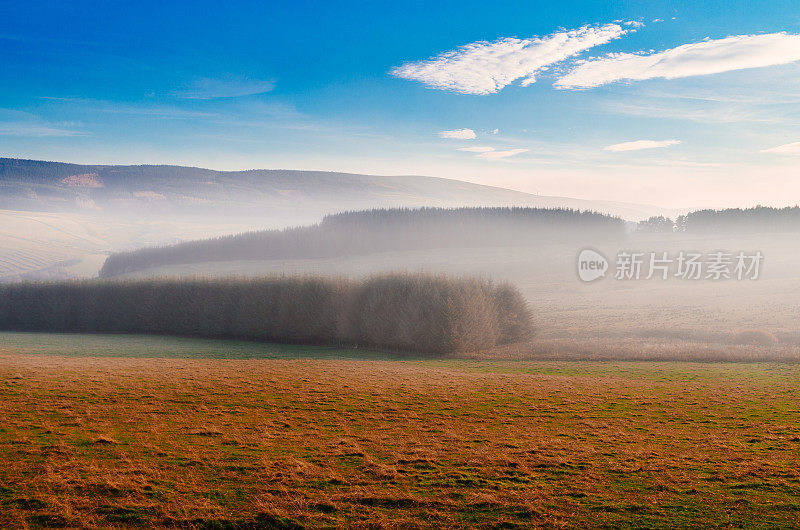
2;333;800;528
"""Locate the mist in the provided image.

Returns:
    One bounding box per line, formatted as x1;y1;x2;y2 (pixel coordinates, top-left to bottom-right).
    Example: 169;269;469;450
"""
99;207;800;360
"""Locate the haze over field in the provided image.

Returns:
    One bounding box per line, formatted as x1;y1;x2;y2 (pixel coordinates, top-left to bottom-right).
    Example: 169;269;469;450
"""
0;157;680;280
3;154;800;358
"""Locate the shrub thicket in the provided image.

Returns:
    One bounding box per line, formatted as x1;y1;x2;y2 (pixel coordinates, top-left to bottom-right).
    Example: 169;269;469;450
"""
731;329;779;346
0;274;533;354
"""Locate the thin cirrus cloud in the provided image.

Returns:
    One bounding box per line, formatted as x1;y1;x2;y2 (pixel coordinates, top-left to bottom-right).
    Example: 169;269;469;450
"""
761;141;800;155
456;146;528;159
457;146;495;152
604;139;682;152
391;23;630;95
0;121;84;137
173;76;275;99
439;128;477;139
475;148;529;159
556;32;800;89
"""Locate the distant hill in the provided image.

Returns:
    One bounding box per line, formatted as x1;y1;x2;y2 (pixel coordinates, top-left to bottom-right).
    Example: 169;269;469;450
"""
99;207;625;277
0;158;678;223
0;157;677;280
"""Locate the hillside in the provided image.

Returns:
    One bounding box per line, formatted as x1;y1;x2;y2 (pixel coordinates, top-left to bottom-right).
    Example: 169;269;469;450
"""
0;209;257;282
0;158;677;222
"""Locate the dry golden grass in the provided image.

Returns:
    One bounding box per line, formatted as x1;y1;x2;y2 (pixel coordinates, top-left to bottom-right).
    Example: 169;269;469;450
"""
2;353;800;528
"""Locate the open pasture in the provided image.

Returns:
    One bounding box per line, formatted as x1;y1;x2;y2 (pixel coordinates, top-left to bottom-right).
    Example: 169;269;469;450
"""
1;333;800;527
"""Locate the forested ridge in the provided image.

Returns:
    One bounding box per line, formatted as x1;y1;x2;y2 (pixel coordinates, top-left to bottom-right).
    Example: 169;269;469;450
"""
680;206;800;232
100;207;625;277
636;206;800;233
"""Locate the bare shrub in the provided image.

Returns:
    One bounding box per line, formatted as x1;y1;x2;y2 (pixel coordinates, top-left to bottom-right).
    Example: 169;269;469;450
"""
344;273;506;354
490;281;534;344
731;329;779;346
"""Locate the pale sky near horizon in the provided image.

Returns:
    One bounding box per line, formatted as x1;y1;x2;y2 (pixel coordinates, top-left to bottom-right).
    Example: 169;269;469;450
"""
2;1;800;209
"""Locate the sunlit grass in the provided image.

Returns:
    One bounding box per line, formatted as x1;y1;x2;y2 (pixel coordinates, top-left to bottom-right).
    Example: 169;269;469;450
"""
2;335;800;527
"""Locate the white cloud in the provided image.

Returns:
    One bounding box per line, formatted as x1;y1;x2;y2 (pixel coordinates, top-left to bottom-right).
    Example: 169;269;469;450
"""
604;140;682;152
761;141;800;155
476;148;528;159
174;75;275;99
390;23;629;95
458;146;495;152
456;145;528;158
439;128;477;139
556;32;800;89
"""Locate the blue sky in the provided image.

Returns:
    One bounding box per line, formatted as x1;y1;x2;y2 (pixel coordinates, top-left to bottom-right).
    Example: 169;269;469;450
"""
2;0;800;208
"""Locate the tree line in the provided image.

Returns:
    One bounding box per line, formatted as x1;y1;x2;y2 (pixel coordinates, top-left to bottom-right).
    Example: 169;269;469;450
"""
0;274;533;354
636;206;800;233
100;207;625;277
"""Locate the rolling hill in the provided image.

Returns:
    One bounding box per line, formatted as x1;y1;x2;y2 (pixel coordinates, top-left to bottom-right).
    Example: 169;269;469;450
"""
1;158;678;222
0;157;679;280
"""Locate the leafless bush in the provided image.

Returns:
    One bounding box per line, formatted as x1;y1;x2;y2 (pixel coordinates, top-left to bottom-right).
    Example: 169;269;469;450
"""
730;329;779;346
0;274;533;354
344;273;526;353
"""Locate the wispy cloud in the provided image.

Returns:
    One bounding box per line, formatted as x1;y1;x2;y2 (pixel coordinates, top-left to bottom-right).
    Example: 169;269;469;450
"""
439;128;477;139
604;140;682;152
40;97;216;118
457;146;495;152
476;148;528;159
0;119;84;137
602;99;783;123
173;75;275;99
556;33;800;89
391;23;630;95
761;141;800;155
454;145;528;159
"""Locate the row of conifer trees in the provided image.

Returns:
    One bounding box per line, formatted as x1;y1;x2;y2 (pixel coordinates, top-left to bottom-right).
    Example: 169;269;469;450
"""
0;273;533;354
99;207;624;277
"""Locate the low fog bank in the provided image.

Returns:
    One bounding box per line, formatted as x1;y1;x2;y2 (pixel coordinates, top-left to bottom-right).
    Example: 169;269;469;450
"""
0;157;674;281
118;230;800;351
0;209;295;283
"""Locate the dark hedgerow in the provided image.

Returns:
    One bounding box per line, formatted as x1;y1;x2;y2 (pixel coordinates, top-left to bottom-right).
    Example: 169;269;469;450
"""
0;274;533;354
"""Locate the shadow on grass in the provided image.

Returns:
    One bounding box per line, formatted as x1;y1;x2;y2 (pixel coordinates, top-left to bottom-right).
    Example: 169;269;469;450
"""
0;331;415;360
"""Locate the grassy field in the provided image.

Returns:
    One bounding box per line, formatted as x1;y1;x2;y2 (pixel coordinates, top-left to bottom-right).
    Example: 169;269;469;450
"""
2;333;800;528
